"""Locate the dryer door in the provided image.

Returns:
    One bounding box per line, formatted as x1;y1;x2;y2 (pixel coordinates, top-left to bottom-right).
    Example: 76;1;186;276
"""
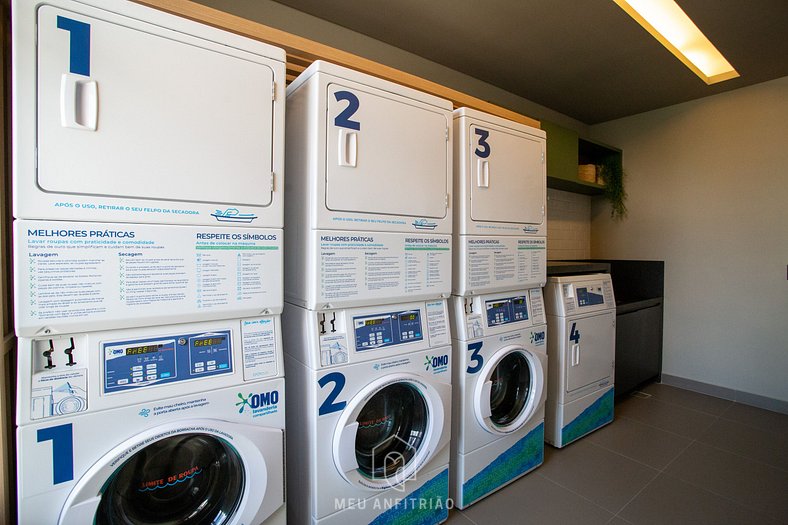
475;346;546;435
58;420;283;525
333;374;450;489
564;311;615;395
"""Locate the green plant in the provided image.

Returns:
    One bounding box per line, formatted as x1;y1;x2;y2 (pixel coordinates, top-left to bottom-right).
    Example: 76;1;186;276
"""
599;155;627;220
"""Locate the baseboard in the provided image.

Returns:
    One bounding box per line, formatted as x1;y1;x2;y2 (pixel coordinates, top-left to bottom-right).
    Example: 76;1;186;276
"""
660;374;788;415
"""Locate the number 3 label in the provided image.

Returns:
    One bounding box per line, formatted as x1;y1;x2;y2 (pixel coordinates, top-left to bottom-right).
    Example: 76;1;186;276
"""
474;128;491;158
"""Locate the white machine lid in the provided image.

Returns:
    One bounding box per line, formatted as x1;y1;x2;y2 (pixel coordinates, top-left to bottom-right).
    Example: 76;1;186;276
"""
37;6;276;208
324;81;450;219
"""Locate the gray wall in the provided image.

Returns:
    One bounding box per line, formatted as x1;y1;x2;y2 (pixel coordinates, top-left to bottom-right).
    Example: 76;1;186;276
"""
195;0;587;132
590;76;788;402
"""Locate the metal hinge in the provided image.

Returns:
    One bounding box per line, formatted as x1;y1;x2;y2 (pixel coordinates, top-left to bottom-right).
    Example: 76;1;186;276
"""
270;172;275;192
445;193;450;209
272;82;276;101
541;151;545;163
445;128;449;141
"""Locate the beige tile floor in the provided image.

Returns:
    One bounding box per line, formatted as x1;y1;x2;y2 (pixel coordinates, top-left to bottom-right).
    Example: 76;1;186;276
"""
446;383;788;525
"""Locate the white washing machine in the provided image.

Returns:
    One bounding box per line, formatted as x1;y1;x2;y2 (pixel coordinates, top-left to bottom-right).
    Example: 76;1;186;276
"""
452;108;547;296
16;317;286;524
283;300;453;525
543;273;616;448
285;60;453;310
449;288;548;508
13;0;285;228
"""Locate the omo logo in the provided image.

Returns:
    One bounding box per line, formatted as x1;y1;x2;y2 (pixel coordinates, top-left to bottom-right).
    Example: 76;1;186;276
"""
530;330;546;345
424;354;449;372
236;390;279;413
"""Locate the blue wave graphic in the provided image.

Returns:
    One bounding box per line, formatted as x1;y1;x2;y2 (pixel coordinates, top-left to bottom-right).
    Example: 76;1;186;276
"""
137;469;203;492
369;469;449;525
561;388;614;445
462;423;544;507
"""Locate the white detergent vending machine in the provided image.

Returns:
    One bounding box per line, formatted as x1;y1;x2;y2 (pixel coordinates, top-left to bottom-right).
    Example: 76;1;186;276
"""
452;108;547;296
13;0;285;228
543;274;616;448
16;319;286;525
285;60;454;311
282;300;453;525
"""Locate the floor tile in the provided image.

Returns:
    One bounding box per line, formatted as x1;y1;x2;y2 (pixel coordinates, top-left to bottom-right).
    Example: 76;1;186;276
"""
606;518;633;525
640;383;733;416
460;472;613;525
720;402;788;434
619;473;783;525
587;415;693;470
445;509;476;524
540;440;658;513
665;441;788;522
698;417;788;471
614;394;718;439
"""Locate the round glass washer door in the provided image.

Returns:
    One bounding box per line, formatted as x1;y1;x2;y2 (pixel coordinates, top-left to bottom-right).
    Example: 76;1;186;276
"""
474;347;545;434
333;374;449;490
95;433;244;525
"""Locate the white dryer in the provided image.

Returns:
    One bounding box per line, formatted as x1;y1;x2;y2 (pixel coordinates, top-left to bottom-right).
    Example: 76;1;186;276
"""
16;317;286;524
13;0;285;228
452;108;547;296
449;288;548;508
543;273;616;448
283;300;453;525
285;61;453;310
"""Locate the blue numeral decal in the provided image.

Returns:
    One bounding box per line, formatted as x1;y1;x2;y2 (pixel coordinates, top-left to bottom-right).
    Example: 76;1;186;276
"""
37;423;74;484
57;16;91;76
569;323;581;344
333;91;361;130
318;372;347;415
474;128;491;158
466;341;484;374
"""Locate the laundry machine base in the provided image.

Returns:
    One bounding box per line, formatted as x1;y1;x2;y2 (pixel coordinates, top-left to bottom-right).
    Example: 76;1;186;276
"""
546;385;614;448
451;419;544;509
315;465;450;525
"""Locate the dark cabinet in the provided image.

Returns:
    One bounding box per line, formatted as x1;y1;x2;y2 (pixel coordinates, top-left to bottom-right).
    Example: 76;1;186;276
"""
615;299;663;395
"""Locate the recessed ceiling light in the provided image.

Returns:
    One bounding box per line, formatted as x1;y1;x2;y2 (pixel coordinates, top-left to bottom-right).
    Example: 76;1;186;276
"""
613;0;739;84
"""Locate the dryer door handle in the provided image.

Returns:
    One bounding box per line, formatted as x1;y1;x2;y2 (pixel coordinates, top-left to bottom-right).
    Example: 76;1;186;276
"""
338;129;358;167
59;495;101;525
479;380;493;418
571;344;580;366
335;421;360;473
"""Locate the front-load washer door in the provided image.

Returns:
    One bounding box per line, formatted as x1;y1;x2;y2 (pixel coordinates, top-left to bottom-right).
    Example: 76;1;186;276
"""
58;421;283;525
475;346;546;435
333;374;450;489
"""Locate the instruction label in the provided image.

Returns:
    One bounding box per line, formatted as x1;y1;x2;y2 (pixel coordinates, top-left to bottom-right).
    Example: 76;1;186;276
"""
455;236;546;295
241;317;279;381
314;230;451;308
15;220;282;336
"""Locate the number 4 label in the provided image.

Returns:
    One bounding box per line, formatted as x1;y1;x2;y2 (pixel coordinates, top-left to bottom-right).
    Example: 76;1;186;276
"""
569;322;581;344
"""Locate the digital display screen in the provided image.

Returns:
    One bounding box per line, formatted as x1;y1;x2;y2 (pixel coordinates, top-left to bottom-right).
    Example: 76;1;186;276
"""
126;345;160;355
365;318;384;326
399;313;417;322
193;337;226;347
489;302;506;309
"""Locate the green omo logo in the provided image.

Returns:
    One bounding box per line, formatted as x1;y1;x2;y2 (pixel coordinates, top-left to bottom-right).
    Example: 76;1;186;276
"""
424;354;449;371
236;390;279;413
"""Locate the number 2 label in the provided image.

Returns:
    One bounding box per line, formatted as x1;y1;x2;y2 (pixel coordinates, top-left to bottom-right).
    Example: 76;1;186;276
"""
333;91;361;130
318;372;347;415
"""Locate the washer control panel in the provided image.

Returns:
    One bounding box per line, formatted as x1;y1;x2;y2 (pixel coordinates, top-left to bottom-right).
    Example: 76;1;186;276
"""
353;310;424;351
485;295;529;327
103;330;232;393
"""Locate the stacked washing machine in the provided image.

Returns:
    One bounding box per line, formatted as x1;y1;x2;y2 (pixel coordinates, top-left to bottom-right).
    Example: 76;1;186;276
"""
449;108;549;508
12;1;287;523
282;61;455;525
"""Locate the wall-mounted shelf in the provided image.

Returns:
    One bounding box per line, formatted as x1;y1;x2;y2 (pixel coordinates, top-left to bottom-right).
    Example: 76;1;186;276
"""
542;121;621;196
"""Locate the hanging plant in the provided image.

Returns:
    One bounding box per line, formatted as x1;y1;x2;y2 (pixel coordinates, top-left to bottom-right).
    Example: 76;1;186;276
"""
599;155;627;220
